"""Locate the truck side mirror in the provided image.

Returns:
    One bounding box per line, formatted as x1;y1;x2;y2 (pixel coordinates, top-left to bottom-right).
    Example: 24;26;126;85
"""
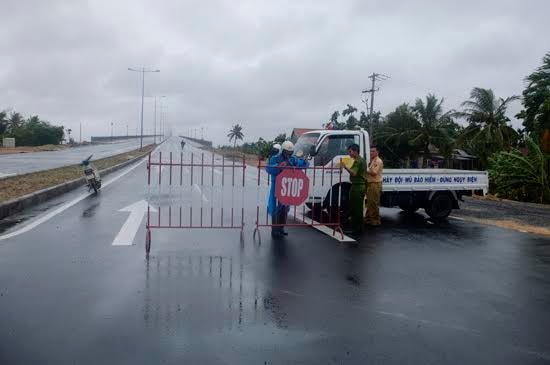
309;146;317;156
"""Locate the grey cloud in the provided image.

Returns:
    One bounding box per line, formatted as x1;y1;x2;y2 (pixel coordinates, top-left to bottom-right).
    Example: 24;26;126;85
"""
1;0;549;145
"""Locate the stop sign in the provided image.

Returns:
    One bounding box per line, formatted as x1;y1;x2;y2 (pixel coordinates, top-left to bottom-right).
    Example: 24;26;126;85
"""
275;169;310;206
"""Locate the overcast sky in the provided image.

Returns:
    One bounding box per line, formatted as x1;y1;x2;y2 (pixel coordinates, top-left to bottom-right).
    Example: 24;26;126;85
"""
1;0;549;145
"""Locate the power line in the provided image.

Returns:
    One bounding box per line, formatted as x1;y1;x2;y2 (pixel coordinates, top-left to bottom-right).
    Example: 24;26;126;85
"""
362;73;390;143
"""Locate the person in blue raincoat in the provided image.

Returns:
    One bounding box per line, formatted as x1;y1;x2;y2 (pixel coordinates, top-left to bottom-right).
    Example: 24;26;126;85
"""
266;140;308;238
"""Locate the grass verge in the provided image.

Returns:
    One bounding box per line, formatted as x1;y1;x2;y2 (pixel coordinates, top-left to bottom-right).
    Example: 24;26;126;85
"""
0;144;154;203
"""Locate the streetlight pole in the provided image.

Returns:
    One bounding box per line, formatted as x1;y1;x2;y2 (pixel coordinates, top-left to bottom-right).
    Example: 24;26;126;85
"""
110;122;114;142
128;67;160;150
159;99;167;141
153;96;165;144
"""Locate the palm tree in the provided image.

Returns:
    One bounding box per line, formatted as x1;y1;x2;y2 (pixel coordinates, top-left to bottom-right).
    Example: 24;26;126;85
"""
410;94;454;167
227;124;244;149
454;87;519;168
7;112;24;134
376;103;421;167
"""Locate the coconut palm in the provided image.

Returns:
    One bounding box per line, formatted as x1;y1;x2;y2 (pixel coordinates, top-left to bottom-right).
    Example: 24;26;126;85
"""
409;94;454;167
375;103;421;166
227;124;244;148
454;87;519;168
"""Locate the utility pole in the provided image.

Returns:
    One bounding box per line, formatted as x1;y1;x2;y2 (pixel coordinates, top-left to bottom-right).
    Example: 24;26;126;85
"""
79;122;82;143
362;73;390;143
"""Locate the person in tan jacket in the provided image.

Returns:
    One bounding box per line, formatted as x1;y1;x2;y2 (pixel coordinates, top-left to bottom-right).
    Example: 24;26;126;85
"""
365;146;383;226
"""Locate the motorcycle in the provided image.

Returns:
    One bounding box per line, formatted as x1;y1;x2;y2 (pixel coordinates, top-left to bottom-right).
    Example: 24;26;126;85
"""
81;154;102;193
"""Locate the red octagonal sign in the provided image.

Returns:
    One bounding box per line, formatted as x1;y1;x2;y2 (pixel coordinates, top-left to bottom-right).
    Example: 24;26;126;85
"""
275;169;310;206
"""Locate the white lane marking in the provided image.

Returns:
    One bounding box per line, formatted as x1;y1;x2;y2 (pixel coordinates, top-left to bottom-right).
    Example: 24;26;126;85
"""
112;200;156;246
0;158;147;241
193;184;209;202
449;216;465;221
293;214;355;242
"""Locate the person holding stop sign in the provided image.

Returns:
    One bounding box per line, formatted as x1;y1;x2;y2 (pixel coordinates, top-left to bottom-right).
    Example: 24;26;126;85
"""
266;141;309;238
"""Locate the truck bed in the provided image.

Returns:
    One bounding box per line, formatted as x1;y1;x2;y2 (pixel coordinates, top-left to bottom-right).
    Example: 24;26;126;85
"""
382;169;488;194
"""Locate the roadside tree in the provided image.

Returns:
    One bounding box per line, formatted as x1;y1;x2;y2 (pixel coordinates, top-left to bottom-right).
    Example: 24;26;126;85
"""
516;52;550;146
227;124;244;148
454;88;519;168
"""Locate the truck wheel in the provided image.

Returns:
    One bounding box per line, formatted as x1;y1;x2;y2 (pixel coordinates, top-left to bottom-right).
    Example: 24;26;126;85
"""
324;183;351;223
399;203;419;214
427;193;453;220
398;194;419;213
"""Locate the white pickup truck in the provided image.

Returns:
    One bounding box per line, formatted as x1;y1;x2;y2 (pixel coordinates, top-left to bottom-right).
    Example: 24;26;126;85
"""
294;129;488;220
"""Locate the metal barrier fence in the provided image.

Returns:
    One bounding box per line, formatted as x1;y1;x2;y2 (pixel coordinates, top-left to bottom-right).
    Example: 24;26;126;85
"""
252;158;345;243
145;151;246;254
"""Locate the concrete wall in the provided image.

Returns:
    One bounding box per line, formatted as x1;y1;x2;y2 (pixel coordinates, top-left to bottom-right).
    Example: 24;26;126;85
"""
180;136;213;147
90;135;159;142
2;138;15;148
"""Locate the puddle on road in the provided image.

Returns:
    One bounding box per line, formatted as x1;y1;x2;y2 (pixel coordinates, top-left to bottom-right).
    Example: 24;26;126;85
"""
141;254;296;336
81;201;101;218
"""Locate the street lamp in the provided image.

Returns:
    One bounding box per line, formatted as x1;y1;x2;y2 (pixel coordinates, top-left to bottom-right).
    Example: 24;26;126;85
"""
110;122;114;142
153;95;165;144
128;67;160;150
159;100;167;140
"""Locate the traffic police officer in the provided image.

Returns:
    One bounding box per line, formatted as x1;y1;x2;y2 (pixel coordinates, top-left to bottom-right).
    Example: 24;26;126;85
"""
342;143;367;236
365;146;384;226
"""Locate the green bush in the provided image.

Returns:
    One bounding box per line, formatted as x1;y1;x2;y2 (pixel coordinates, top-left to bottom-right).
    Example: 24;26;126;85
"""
1;111;64;146
11;120;64;146
488;138;550;204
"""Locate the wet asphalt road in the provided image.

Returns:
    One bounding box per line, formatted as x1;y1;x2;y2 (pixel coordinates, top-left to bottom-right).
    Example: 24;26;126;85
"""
0;137;155;177
1;138;550;364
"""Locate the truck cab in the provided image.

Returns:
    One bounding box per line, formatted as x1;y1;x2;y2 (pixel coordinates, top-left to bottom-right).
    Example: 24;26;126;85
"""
294;129;488;221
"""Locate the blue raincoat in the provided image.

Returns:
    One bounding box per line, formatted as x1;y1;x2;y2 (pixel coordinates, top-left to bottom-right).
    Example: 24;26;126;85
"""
266;153;309;216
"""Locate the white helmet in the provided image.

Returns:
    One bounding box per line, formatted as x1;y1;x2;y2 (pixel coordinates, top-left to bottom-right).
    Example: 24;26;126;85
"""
273;143;281;151
281;141;294;152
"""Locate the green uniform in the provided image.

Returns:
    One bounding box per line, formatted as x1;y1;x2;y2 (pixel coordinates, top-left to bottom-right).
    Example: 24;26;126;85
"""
348;156;367;233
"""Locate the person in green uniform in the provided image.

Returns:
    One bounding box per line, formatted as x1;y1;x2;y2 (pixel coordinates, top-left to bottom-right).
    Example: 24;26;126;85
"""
342;143;367;236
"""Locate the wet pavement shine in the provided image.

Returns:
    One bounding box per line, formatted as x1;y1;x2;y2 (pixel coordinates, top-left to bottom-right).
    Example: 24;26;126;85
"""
1;138;550;364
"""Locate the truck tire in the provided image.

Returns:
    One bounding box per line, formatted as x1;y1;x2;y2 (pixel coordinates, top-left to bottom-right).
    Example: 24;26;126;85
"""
399;203;419;214
323;183;351;223
398;194;419;213
426;193;453;220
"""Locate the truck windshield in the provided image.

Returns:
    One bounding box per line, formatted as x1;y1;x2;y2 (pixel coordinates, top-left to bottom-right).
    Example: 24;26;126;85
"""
294;133;320;157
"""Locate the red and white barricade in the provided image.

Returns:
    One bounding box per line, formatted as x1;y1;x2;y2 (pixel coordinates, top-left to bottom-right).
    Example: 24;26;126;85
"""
145;151;246;255
252;158;345;243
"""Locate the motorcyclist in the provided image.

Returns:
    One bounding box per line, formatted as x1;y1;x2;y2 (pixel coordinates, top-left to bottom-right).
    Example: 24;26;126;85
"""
266;141;308;238
80;154;101;192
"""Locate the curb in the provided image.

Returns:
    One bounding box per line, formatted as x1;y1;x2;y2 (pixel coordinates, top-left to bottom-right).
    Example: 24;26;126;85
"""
0;151;149;221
